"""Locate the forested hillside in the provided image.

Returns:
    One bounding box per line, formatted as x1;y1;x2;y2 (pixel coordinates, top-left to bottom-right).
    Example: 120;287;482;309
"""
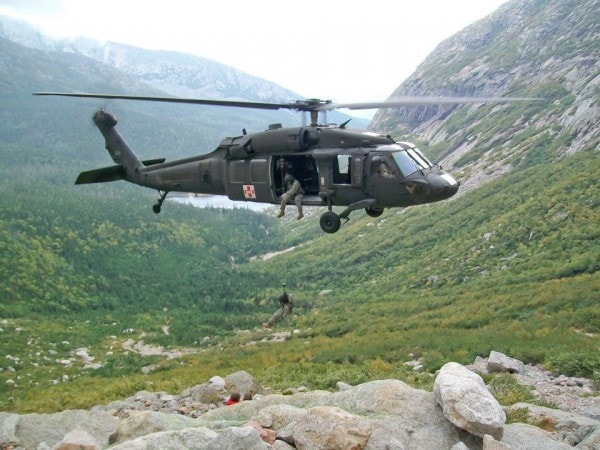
0;35;305;333
0;0;598;414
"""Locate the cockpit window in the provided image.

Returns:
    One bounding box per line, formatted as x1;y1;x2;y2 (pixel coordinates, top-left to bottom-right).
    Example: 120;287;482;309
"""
376;144;435;177
407;148;431;169
392;151;421;176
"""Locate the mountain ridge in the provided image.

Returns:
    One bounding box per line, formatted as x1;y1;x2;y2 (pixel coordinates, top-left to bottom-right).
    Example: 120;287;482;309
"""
0;14;296;101
371;0;599;194
0;14;367;128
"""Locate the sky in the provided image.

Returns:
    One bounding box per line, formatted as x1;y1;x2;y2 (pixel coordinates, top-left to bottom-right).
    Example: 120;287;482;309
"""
0;0;508;118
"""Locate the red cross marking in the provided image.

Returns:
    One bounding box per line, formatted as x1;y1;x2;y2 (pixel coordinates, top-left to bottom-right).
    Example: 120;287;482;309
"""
243;184;256;199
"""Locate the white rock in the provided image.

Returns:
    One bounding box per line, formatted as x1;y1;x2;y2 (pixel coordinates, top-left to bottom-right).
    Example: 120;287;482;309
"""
208;375;226;390
434;362;506;440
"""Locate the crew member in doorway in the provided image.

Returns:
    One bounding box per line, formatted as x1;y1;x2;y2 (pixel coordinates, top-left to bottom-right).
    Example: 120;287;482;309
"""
277;171;304;220
263;284;294;328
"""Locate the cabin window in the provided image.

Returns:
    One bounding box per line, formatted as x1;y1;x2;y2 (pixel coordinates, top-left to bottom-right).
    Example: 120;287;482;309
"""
333;154;351;184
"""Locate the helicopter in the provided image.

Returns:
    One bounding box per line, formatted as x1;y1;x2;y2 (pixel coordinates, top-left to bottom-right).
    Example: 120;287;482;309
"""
34;92;532;233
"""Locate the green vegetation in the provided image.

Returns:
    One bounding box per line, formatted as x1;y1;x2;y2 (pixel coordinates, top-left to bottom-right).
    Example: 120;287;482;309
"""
486;374;537;406
2;145;598;413
546;350;600;380
0;8;598;414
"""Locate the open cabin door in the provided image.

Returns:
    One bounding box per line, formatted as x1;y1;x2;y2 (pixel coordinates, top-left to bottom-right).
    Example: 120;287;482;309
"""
272;155;319;196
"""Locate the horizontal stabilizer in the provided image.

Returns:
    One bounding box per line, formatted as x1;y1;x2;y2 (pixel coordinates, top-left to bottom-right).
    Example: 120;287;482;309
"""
75;165;125;184
142;158;166;166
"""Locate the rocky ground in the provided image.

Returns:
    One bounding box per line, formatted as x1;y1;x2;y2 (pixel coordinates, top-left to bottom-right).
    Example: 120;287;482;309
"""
467;353;599;418
100;337;600;421
2;339;599;449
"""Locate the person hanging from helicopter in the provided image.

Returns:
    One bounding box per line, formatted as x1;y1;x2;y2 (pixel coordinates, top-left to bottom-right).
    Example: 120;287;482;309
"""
277;166;304;220
263;283;294;329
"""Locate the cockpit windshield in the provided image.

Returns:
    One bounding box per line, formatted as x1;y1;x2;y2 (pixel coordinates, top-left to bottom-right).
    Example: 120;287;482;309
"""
376;143;434;177
392;151;421;176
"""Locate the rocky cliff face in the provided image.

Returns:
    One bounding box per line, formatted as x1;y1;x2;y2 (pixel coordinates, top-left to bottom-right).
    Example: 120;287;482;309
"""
371;0;599;193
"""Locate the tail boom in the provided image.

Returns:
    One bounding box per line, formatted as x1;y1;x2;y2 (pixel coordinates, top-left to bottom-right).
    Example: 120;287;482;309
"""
93;109;143;183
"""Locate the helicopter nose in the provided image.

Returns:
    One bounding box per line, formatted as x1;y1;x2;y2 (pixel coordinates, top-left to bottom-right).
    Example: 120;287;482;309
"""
428;172;460;200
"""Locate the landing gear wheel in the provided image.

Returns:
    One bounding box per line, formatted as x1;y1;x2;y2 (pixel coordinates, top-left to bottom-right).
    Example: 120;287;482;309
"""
153;190;169;214
320;211;341;233
365;206;384;218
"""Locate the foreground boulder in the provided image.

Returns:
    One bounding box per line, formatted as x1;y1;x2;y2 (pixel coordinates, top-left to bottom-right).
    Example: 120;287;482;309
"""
201;378;481;449
292;406;373;449
434;362;506;440
109;410;205;445
1;409;118;449
110;427;219;449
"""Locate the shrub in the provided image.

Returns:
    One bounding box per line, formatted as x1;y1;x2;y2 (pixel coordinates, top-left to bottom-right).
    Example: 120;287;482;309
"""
545;350;600;379
487;373;535;405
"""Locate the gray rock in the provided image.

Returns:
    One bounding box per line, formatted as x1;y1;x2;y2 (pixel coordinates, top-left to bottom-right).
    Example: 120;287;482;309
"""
200;379;479;449
204;426;270;450
209;375;226;390
91;400;133;412
276;421;297;445
0;412;20;447
110;427;218;449
272;440;295;449
15;410;118;450
109;410;203;445
576;424;600;450
336;381;353;391
500;423;571;449
487;351;524;373
245;420;277;444
225;370;262;396
582;407;600;421
13;369;596;450
450;442;470;450
255;404;306;430
189;384;220;405
292;406;373;450
483;433;510;449
51;427;99;450
434;362;506;440
364;427;405;450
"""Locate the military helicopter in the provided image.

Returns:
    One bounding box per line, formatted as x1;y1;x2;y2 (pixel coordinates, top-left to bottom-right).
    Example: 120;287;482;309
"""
34;92;530;233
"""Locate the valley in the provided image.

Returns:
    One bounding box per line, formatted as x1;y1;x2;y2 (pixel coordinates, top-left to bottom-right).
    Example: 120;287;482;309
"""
0;0;598;430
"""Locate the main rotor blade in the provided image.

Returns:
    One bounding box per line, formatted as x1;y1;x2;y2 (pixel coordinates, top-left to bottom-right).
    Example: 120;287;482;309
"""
319;96;540;111
34;92;539;112
33;92;291;110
